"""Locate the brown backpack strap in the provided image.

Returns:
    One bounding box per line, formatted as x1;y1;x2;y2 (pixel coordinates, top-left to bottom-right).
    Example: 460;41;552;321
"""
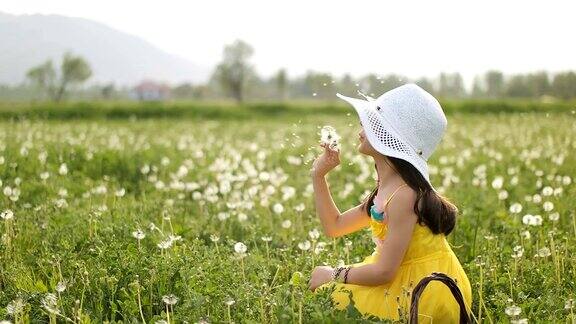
409;272;471;324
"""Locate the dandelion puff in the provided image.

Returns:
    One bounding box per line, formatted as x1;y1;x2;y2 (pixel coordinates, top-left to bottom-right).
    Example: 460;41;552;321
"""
491;176;504;190
157;238;173;250
294;203;305;212
281;219;292;229
319;125;341;151
234;242;247;255
132;229;146;240
261;236;272;242
6;298;26;315
56;280;67;293
542;186;553;196
40;171;50;180
511;246;524;259
298;240;311;251
548;212;560;222
537;247;551;258
273;203;284;214
565;298;574;310
59;163;68;175
505;305;522;316
1;209;14;220
509;203;522;214
543;201;554;212
522;214;534;225
41;293;59;314
210;234;220;242
162;294;179;306
520;230;531;240
224;297;236;306
308;228;320;241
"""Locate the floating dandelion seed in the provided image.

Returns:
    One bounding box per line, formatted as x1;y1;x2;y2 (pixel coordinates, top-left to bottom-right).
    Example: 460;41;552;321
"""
312;92;317;96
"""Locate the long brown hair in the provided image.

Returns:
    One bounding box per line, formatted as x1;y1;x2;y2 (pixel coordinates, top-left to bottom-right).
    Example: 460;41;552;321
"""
361;156;458;235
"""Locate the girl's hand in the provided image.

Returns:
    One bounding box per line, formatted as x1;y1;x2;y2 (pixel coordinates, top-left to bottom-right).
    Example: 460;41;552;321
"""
310;142;341;178
308;265;334;292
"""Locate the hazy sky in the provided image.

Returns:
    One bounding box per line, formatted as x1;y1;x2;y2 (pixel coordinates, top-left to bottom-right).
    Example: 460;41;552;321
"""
4;0;576;89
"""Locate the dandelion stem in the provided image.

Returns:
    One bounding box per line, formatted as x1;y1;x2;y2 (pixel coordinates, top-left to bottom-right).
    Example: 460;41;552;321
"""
227;304;232;323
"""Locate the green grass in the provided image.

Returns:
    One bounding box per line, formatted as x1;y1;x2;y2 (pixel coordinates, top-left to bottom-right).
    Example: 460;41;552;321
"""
0;111;575;322
0;98;575;121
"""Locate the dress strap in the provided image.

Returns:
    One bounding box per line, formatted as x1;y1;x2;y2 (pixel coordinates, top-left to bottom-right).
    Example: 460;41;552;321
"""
383;183;408;211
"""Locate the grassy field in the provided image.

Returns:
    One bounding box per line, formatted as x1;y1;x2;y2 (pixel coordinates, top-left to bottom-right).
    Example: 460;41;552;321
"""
0;99;575;121
0;109;575;322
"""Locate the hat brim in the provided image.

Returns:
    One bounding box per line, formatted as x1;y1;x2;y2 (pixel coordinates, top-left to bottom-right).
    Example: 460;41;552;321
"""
336;92;438;193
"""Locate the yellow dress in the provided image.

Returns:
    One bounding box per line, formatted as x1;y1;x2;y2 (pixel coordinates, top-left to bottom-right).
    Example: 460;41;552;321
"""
317;188;473;322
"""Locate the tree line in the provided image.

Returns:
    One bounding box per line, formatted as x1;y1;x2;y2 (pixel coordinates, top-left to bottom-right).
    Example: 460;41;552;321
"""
2;39;575;103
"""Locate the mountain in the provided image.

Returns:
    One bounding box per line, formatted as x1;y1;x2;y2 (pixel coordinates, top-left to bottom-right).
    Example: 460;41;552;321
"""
0;12;211;86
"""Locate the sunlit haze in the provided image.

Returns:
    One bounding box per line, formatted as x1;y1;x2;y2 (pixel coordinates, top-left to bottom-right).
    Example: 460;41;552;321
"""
4;0;576;89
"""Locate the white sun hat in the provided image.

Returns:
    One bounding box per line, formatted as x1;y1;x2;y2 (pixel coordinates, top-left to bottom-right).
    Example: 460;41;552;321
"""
336;83;447;192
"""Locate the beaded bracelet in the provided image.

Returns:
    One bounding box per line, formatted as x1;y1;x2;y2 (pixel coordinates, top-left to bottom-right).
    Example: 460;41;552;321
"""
343;266;352;284
331;266;345;282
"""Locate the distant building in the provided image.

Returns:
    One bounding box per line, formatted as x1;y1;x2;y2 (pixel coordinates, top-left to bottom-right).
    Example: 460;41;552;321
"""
132;80;170;101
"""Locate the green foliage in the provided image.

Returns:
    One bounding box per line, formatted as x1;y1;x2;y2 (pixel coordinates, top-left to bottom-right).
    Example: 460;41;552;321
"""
0;99;574;122
25;52;92;102
0;112;575;322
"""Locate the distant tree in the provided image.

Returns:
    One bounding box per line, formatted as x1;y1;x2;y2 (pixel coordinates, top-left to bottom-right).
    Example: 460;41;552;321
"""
525;71;550;98
505;74;530;97
273;68;288;101
26;52;92;102
484;70;504;98
101;83;115;100
378;74;405;92
304;71;334;99
172;83;196;99
414;77;435;94
336;73;358;96
551;71;576;100
437;72;466;98
471;75;485;98
210;39;256;104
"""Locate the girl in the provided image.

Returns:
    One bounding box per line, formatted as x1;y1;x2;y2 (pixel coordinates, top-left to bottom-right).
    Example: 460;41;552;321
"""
308;84;473;322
